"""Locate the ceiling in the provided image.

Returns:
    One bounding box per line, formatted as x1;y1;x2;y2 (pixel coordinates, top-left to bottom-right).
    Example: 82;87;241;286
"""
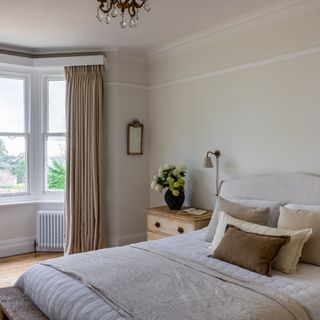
0;0;296;54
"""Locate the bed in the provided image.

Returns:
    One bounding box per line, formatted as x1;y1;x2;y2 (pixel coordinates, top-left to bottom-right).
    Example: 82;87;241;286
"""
2;173;320;320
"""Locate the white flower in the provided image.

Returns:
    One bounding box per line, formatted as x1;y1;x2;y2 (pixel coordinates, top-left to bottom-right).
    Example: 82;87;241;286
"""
168;164;175;169
158;167;163;175
172;169;180;176
150;181;156;189
155;184;163;192
163;163;170;170
179;165;187;172
153;175;157;181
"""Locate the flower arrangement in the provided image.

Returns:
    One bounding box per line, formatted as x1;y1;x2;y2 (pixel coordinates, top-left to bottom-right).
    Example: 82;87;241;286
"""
151;164;187;197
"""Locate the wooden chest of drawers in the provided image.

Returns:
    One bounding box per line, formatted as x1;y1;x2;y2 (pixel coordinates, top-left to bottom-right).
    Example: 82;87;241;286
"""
146;206;212;240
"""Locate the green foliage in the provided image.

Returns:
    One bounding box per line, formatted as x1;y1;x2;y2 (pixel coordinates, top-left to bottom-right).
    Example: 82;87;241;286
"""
0;138;65;192
48;160;66;190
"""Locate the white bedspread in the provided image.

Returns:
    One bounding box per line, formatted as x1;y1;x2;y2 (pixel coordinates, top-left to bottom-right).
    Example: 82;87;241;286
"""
16;228;320;320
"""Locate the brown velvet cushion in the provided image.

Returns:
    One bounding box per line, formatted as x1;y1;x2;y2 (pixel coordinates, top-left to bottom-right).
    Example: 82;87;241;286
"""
212;225;290;276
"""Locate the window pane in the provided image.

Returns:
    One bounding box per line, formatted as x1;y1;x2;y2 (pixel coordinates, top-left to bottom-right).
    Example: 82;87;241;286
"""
47;136;66;191
48;80;66;133
0;77;25;132
0;136;26;194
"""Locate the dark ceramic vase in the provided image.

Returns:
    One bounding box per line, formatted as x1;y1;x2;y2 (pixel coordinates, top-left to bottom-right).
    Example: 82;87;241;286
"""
164;189;185;210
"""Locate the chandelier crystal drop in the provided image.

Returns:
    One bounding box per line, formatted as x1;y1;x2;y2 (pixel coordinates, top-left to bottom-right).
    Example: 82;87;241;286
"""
96;0;151;28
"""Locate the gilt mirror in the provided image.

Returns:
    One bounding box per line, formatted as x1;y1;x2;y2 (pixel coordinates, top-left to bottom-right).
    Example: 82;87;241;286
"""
127;119;144;155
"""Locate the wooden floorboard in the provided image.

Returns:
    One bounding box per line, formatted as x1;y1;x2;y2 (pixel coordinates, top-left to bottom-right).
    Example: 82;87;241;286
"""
0;252;63;288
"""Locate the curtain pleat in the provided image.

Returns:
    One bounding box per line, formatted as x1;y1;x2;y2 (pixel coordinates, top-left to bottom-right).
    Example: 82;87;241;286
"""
64;65;106;254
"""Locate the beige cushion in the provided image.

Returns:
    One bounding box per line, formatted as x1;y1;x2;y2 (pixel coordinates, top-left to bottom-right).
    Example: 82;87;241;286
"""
212;225;289;276
204;197;269;242
278;206;320;266
208;212;312;274
230;198;282;227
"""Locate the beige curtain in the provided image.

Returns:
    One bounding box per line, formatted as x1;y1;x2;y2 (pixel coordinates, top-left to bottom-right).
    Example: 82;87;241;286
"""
64;65;107;255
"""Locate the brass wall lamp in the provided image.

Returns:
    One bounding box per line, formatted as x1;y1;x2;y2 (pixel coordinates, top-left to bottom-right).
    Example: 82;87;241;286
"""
203;150;221;197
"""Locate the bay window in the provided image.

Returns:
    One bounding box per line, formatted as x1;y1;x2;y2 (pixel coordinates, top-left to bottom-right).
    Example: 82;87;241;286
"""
0;56;103;203
0;70;66;202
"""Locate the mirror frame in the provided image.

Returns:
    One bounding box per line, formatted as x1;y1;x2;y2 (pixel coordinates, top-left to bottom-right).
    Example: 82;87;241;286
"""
127;119;144;155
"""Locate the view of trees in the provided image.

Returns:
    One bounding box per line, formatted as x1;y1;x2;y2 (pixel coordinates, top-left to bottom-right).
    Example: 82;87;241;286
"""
47;160;65;190
0;138;25;192
0;138;66;192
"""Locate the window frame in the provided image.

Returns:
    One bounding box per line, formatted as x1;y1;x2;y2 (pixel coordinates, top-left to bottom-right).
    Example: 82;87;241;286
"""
42;74;66;195
0;72;31;199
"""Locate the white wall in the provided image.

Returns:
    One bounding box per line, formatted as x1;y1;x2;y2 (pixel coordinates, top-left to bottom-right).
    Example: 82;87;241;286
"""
148;6;320;210
105;53;149;246
0;202;63;257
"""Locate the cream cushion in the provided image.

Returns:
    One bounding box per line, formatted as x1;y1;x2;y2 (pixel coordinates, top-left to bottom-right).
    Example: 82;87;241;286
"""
208;212;312;274
278;206;320;266
285;203;320;211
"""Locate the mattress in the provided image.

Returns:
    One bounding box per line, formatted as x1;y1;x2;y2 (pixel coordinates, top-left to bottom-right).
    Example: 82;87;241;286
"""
16;228;320;320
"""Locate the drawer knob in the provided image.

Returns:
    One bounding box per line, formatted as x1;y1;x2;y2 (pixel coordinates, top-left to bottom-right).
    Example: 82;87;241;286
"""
178;227;184;234
155;222;161;228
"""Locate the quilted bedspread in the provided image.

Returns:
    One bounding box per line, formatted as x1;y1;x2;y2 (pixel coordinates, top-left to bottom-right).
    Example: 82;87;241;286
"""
16;229;320;320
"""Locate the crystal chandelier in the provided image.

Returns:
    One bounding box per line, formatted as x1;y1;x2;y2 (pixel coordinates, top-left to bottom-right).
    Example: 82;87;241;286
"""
96;0;151;28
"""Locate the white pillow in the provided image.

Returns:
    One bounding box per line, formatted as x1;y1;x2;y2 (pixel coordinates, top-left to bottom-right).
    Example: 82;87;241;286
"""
278;206;320;266
285;203;320;211
208;212;312;274
230;198;282;227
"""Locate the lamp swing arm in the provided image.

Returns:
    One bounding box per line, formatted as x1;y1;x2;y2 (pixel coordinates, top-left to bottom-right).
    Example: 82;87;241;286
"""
206;150;221;197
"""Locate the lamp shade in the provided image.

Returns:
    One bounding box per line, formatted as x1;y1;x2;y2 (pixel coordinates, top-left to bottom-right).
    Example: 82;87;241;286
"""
203;156;214;168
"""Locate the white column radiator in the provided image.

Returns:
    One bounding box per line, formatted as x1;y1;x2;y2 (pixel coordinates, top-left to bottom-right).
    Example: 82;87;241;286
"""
36;210;64;251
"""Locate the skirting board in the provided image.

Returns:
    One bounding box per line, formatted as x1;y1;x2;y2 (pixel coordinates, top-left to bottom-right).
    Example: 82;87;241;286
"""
0;236;35;258
36;247;64;253
0;232;147;258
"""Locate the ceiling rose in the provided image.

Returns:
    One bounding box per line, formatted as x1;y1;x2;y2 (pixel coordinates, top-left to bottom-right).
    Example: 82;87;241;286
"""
97;0;151;28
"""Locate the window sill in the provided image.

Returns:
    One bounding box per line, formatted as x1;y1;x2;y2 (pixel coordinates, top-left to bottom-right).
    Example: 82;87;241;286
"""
0;200;64;208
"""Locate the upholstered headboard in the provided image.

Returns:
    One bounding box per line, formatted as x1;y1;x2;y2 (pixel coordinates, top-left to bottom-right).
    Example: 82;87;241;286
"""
220;173;320;205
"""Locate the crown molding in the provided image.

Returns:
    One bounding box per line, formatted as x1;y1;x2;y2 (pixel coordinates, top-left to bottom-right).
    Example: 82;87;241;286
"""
0;52;105;69
147;0;320;57
0;45;36;57
0;44;117;58
0;45;148;65
149;45;320;89
31;47;118;55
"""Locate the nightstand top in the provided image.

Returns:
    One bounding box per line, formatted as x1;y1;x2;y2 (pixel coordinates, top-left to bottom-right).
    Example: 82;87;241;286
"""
146;206;213;222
